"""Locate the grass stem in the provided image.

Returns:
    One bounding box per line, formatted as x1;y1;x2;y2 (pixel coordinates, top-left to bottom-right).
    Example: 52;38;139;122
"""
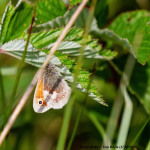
5;12;35;124
56;1;97;149
128;117;150;150
67;63;97;150
0;54;6;111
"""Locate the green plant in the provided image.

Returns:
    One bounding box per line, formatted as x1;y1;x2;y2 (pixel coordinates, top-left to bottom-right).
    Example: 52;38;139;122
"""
0;0;149;150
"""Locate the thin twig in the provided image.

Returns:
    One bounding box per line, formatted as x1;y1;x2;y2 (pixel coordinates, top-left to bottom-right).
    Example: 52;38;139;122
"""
0;0;89;146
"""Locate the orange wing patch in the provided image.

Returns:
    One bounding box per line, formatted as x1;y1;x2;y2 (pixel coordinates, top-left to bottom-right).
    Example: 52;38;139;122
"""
35;78;47;107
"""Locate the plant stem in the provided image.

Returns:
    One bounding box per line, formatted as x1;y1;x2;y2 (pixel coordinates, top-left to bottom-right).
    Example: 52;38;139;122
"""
101;89;124;148
5;12;35;123
56;1;96;149
88;111;106;140
75;102;107;140
116;82;133;149
0;54;6;111
115;32;143;149
67;63;97;150
102;54;136;150
0;12;35;145
146;139;150;150
102;31;143;150
128;116;150;150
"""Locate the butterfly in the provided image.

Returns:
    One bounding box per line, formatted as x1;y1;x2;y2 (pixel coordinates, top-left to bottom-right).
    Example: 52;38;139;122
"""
33;63;71;113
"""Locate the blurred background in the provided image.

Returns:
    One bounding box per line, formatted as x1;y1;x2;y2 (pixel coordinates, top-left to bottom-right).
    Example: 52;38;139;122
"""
0;0;150;150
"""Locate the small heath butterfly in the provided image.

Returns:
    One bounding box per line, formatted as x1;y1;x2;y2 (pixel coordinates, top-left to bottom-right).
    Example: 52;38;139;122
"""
33;63;71;113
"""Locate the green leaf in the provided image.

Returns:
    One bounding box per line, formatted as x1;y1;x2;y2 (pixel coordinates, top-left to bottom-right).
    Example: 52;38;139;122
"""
55;51;107;106
1;1;33;44
1;39;107;106
28;27;105;59
108;10;150;65
30;28;117;59
30;26;117;59
35;0;66;25
43;41;103;59
90;28;132;54
70;0;82;8
0;2;15;44
29;28;64;49
31;6;117;59
1;39;63;68
31;6;97;33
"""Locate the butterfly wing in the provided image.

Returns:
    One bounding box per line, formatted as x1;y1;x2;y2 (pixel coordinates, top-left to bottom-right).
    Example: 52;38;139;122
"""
33;64;71;113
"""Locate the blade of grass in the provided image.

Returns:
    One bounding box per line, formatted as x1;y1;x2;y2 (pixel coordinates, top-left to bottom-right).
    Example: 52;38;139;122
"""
88;111;106;141
56;0;96;149
129;117;150;150
49;142;56;150
116;85;133;149
4;11;35;124
87;110;108;124
74;103;106;141
146;139;150;150
0;54;6;112
5;134;10;150
0;54;7;134
102;32;143;149
67;63;97;150
115;32;143;149
101;81;124;148
0;0;90;145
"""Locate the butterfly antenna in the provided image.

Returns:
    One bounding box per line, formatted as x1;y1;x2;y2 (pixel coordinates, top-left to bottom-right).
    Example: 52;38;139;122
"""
33;52;40;59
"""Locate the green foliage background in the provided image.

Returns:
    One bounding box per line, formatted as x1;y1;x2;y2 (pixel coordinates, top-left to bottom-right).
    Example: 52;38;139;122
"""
0;0;150;150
